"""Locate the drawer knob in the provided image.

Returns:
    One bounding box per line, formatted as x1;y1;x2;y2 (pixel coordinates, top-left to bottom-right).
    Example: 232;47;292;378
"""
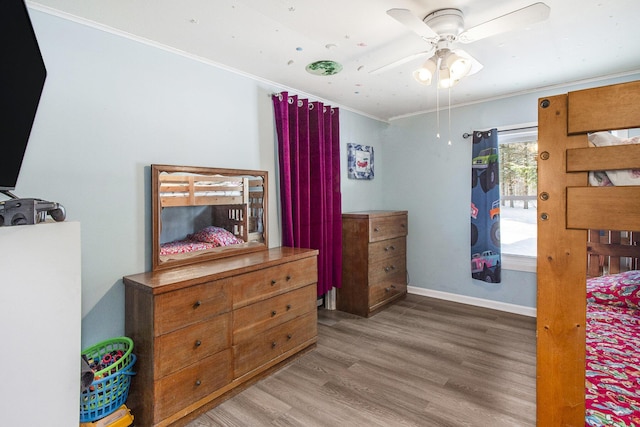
384;266;390;272
385;245;395;251
195;380;201;386
271;310;277;317
195;340;202;347
271;341;277;349
271;279;277;286
193;300;202;308
385;287;390;293
374;227;379;232
287;334;292;340
286;275;292;281
286;304;292;311
401;223;406;228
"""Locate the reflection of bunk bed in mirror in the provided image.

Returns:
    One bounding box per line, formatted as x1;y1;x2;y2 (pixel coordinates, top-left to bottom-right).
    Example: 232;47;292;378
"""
537;80;640;426
158;173;264;243
152;165;268;271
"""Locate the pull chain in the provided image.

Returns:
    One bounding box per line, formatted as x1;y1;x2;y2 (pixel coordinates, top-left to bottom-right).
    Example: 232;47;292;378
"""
436;84;440;139
448;87;452;146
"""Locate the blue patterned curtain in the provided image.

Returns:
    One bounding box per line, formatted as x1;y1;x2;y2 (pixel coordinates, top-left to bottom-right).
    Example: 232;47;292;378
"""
471;129;501;283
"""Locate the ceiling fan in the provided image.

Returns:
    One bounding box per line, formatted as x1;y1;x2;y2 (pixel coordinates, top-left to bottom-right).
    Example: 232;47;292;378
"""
374;2;550;88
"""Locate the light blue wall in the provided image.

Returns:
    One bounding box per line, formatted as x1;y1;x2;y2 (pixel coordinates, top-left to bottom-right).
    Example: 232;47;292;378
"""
383;73;640;308
18;8;640;347
339;110;389;212
21;10;387;348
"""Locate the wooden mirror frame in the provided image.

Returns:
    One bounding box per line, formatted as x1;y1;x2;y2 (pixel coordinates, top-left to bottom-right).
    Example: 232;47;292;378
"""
152;164;268;271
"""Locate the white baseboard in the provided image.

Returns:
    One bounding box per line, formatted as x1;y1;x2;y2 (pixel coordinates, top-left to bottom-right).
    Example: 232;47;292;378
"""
408;286;537;317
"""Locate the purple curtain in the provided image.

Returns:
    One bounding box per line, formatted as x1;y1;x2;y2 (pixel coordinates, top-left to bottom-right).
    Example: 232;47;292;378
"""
272;92;342;296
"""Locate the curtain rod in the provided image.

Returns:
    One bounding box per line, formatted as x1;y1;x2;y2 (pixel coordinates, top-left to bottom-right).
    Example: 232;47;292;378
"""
462;125;538;139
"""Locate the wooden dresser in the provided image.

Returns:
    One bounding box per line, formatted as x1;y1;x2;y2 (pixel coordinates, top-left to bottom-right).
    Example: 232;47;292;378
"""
123;247;318;427
337;210;408;317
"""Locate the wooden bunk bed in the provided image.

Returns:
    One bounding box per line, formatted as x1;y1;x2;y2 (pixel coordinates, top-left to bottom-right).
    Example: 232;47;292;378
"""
537;80;640;426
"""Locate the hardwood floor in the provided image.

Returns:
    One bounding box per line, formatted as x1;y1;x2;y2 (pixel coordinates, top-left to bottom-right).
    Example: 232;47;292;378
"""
186;294;536;427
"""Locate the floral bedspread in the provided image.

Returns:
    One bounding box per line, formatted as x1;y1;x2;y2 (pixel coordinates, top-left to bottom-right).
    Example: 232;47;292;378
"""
160;226;244;255
585;271;640;426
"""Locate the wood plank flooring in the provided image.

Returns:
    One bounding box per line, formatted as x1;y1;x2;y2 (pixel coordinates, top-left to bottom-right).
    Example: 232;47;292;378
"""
186;294;536;427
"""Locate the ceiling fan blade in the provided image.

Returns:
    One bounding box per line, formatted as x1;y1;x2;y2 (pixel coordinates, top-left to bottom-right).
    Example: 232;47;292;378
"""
453;49;483;76
386;8;439;42
458;2;550;43
369;50;434;75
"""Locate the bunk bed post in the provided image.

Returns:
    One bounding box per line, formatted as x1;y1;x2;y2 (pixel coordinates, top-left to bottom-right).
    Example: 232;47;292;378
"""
537;94;588;426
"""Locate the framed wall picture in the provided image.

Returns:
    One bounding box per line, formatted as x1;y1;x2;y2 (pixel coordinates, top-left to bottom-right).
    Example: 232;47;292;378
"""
347;143;374;180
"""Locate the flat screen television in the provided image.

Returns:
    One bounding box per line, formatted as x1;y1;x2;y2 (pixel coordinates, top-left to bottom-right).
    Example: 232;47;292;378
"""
0;0;47;194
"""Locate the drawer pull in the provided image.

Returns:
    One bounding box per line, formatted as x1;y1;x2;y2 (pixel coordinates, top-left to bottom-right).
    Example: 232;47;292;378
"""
286;275;292;281
286;304;292;311
193;300;202;308
195;380;201;386
195;340;202;347
384;245;395;251
271;341;277;349
271;310;277;317
287;334;292;340
271;279;277;286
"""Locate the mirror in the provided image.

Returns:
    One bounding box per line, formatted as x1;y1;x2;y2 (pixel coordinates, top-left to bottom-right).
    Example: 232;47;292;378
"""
152;164;268;271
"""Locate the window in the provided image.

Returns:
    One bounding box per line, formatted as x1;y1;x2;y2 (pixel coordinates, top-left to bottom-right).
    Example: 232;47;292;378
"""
498;127;538;261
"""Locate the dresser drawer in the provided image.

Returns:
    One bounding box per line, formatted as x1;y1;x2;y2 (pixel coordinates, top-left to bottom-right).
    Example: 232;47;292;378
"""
369;280;407;308
233;283;316;343
233;311;317;378
155;313;231;378
155;278;232;335
368;255;406;284
368;236;406;265
155;349;232;421
233;257;317;308
368;213;408;242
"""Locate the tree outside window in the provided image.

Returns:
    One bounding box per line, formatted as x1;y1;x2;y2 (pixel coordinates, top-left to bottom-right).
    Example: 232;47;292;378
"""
498;137;538;257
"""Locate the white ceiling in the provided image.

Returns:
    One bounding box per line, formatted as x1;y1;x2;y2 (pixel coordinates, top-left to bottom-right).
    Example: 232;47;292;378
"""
28;0;640;121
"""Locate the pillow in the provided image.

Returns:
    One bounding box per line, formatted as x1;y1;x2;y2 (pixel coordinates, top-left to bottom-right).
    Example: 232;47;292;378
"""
586;270;640;309
587;132;640;186
188;226;244;246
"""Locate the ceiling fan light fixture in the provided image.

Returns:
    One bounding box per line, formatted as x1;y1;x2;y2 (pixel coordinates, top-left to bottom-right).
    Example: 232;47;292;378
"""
445;52;471;80
437;66;458;89
413;58;437;85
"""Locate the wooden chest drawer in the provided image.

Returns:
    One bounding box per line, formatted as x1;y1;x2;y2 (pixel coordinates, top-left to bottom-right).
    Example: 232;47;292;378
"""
339;210;408;317
155;313;231;378
155;349;232;421
368;255;406;284
233;311;317;378
155;278;232;335
368;236;406;265
369;280;407;308
368;213;408;242
233;257;317;308
233;283;316;343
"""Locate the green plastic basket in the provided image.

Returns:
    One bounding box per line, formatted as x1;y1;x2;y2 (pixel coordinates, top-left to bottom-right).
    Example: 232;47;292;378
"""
81;337;134;380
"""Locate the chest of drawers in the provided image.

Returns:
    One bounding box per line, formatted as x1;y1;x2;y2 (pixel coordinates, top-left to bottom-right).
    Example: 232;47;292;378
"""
337;210;408;317
124;247;318;426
